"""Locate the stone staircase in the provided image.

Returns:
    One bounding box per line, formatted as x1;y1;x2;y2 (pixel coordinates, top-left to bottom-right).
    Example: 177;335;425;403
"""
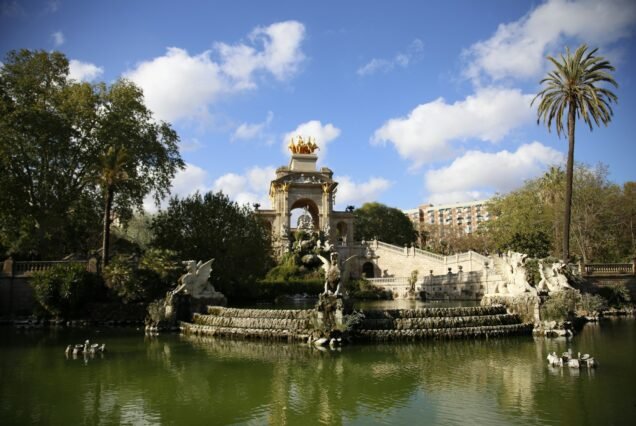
180;306;314;342
354;305;532;341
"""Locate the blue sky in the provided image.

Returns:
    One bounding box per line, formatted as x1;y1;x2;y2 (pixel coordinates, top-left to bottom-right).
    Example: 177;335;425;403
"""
2;0;635;211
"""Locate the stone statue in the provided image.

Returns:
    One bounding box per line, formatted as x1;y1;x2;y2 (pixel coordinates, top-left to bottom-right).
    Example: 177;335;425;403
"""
537;259;573;293
317;252;357;296
297;206;314;230
171;259;217;299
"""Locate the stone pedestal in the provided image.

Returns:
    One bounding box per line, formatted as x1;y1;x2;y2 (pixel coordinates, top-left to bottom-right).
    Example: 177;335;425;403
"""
289;154;318;172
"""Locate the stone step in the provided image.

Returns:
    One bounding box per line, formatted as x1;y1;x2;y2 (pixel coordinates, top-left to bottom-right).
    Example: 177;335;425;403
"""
359;313;521;330
180;322;307;342
207;306;313;319
358;305;507;320
355;323;534;341
193;313;312;331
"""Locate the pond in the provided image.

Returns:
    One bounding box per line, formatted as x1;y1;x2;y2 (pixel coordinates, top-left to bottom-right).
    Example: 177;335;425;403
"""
0;318;634;425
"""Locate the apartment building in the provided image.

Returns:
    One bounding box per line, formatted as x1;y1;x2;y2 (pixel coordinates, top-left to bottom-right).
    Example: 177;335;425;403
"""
404;199;492;243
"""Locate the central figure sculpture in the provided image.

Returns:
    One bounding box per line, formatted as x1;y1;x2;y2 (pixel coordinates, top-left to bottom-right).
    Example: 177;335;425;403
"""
288;135;319;154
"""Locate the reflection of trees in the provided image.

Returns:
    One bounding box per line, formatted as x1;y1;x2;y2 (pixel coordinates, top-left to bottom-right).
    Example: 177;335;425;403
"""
2;321;634;424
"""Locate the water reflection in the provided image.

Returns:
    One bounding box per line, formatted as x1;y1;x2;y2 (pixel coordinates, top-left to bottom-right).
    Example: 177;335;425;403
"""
0;319;634;425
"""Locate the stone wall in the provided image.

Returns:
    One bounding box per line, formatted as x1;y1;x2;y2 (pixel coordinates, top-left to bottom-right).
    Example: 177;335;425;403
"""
0;277;35;316
584;276;636;300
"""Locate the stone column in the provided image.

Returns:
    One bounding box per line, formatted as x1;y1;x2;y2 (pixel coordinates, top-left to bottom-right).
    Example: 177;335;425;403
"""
2;257;13;276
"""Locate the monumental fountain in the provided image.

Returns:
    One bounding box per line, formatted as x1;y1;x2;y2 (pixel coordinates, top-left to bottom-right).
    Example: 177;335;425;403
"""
170;137;542;343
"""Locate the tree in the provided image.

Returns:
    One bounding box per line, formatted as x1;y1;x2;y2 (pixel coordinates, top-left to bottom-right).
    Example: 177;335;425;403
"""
533;44;617;261
353;202;417;246
95;80;184;268
150;191;272;301
0;50;102;258
484;185;553;258
0;50;183;262
484;163;632;262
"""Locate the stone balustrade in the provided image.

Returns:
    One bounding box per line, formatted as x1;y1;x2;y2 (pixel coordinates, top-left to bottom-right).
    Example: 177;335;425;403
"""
584;263;635;276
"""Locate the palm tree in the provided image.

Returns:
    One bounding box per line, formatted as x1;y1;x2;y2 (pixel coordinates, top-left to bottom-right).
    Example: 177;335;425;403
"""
532;44;617;262
99;146;129;269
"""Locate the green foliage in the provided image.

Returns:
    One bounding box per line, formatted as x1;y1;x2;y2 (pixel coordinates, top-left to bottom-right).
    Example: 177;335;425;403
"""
523;258;541;287
483;185;552;258
540;290;580;321
597;284;632;307
541;289;610;320
150;191;272;302
103;254;171;304
484;165;634;262
139;248;181;286
578;293;608;314
32;264;103;318
533;44;618;261
0;49;183;261
348;279;389;300
354;202;417;246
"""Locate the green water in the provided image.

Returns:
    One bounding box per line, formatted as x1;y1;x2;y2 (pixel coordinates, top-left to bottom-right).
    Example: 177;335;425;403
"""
1;319;634;425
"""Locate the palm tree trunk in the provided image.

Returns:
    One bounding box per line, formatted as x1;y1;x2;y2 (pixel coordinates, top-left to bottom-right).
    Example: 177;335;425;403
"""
101;185;114;270
563;103;576;262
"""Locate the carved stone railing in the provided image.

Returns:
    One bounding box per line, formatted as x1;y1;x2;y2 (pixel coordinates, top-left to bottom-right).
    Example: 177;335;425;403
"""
366;277;411;288
2;259;96;277
584;263;635;276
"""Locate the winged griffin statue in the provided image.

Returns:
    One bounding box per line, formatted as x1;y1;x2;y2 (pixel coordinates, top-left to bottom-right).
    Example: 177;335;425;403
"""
317;252;358;296
171;259;217;299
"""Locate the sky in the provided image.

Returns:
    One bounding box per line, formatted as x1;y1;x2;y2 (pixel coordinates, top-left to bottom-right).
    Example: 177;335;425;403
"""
1;0;635;212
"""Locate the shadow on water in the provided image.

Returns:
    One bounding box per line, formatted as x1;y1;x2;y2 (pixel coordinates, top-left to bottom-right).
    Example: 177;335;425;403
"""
0;319;634;425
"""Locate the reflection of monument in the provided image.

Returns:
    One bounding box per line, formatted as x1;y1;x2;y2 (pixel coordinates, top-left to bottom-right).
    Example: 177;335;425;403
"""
256;136;355;256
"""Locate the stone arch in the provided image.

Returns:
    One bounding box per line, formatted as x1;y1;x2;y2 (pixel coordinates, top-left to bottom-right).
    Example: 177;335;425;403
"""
362;261;376;278
336;221;348;242
290;198;320;231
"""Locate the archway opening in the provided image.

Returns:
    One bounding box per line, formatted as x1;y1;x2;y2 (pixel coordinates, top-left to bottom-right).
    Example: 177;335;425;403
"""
289;198;320;232
362;262;375;278
336;221;348;243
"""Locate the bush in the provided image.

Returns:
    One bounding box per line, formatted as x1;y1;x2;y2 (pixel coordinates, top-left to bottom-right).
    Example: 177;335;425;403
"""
103;254;171;304
578;293;608;315
541;290;610;320
540;290;579;321
348;279;389;300
597;284;632;307
32;264;103;318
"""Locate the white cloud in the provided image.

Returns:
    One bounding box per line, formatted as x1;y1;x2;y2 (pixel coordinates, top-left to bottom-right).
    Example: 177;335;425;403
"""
232;111;274;141
463;0;636;83
51;31;64;47
334;176;392;209
125;21;305;122
357;39;424;76
213;165;276;207
124;47;225;122
283;120;341;161
143;163;209;212
372;87;534;168
68;59;103;82
424;141;563;204
179;138;203;153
